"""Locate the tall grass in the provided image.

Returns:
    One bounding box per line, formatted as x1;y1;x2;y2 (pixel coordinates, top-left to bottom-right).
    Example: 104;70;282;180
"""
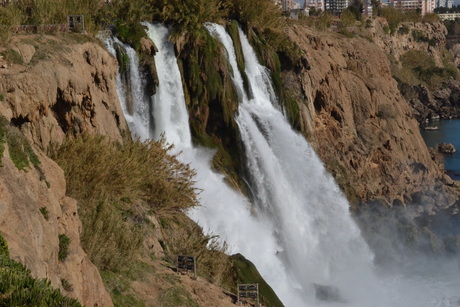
50;135;198;271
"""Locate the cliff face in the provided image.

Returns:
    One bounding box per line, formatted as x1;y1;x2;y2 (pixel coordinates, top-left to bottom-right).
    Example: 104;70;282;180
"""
0;147;112;306
284;25;457;209
370;18;447;65
0;34;127;306
0;34;128;150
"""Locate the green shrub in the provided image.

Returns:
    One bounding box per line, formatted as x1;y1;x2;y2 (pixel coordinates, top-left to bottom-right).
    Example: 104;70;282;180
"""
0;234;81;306
158;286;199;307
149;0;226;41
50;135;198;271
1;49;23;65
5;125;40;170
412;30;436;46
39;207;49;220
0;116;39;170
398;24;410;35
58;234;70;261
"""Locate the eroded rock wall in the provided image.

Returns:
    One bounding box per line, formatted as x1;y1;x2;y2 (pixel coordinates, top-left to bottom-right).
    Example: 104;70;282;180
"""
285;25;456;209
0;34;127;306
0;35;128;150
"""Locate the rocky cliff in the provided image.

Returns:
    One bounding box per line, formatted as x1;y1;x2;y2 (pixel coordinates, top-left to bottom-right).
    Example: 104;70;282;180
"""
0;33;128;306
0;34;128;150
284;24;458;211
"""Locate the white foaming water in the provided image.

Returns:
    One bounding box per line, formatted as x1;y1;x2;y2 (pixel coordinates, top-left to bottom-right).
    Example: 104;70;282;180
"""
144;23;192;146
143;23;301;304
102;35;151;140
111;23;460;307
206;23;388;306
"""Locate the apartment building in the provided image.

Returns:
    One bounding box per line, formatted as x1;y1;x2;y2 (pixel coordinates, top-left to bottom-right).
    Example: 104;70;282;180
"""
304;0;325;11
435;0;453;8
325;0;350;14
382;0;435;15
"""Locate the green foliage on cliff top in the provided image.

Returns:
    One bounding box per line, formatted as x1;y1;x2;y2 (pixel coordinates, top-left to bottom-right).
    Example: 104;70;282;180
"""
378;7;439;35
0;234;81;306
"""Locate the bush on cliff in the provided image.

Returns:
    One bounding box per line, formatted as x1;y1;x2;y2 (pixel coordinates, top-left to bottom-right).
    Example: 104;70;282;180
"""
0;235;81;306
50;135;198;271
395;50;458;90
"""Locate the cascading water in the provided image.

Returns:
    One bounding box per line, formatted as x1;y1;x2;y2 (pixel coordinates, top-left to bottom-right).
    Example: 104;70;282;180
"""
205;23;386;306
107;22;460;307
102;35;152;140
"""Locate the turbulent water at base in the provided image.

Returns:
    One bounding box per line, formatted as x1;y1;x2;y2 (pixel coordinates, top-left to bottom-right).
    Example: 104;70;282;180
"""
108;23;460;307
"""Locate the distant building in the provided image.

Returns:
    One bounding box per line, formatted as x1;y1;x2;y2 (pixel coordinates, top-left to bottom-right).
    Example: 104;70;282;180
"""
435;0;453;8
438;12;460;20
325;0;350;15
281;0;300;11
363;0;374;16
305;0;325;11
382;0;435;15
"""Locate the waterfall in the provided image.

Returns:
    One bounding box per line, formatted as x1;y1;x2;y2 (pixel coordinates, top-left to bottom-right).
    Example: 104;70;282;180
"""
106;22;460;307
205;23;387;306
101;35;152;140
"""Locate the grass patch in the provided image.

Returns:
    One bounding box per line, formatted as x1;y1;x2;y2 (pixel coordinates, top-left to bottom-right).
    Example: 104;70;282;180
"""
412;30;436;46
0;116;40;170
157;286;199;307
58;234;70;261
5;126;40;170
39;207;49;220
393;50;458;91
0;49;23;64
0;234;81;306
100;268;146;307
49;135;198;272
222;254;283;307
0;94;4;102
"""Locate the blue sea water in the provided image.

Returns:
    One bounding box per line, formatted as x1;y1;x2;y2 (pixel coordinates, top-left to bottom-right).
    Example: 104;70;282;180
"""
421;119;460;180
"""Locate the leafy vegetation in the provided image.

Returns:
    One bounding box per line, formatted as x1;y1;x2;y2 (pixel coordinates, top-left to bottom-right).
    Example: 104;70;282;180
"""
0;116;40;170
412;30;436;46
0;234;81;306
51;135;234;303
0;49;23;64
158;286;200;307
393;50;458;91
222;254;284;307
58;234;70;261
50;135;198;271
39;207;49;220
379;7;439;35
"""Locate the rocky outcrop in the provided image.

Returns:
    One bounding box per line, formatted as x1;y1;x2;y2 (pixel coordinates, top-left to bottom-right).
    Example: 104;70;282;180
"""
285;25;456;209
0;146;112;306
437;142;456;154
370;19;447;66
0;34;128;150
